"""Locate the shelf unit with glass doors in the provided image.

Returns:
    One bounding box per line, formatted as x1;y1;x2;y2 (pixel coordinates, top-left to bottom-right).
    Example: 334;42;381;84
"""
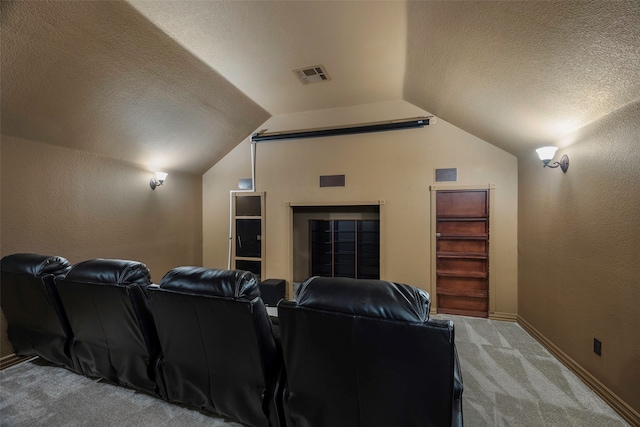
232;193;265;281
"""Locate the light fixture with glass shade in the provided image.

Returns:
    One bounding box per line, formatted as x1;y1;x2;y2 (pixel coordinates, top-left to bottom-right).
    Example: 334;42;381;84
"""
536;146;569;173
150;171;168;190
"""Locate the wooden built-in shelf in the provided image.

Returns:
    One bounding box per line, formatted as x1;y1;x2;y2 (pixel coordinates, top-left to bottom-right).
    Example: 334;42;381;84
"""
436;270;488;279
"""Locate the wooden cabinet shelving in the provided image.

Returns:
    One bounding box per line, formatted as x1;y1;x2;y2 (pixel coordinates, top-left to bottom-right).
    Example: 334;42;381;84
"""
233;193;265;280
310;219;379;279
357;220;380;279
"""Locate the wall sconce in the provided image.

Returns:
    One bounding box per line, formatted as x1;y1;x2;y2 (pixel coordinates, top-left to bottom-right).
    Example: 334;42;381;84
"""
150;171;168;190
536;146;569;173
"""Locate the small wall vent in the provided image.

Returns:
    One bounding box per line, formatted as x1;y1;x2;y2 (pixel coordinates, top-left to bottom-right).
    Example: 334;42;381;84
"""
435;168;458;182
320;175;345;187
294;65;331;85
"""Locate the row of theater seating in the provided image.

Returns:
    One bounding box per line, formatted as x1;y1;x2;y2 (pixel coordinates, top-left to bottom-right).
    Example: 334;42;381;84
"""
1;253;463;427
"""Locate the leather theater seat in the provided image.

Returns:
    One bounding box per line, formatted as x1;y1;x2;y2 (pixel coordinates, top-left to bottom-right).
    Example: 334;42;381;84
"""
148;267;284;427
55;259;162;396
0;253;78;372
278;276;464;427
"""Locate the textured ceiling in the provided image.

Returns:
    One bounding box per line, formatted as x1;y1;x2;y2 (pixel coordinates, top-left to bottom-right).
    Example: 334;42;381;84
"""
128;0;407;115
1;1;639;173
0;1;269;174
404;1;640;156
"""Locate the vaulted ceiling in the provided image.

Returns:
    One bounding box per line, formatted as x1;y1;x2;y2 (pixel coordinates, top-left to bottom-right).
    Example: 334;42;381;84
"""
2;1;639;173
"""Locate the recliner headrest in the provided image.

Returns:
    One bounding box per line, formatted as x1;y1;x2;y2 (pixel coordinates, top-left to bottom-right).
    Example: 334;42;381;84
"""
64;259;151;286
159;266;259;301
296;276;430;322
1;253;71;278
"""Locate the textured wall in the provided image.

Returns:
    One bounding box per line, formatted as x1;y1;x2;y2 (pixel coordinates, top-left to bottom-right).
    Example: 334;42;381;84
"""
518;101;640;413
204;100;518;316
0;135;203;357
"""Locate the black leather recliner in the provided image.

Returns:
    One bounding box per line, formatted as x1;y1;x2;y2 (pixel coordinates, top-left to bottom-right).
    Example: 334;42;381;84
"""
278;276;463;427
55;259;162;396
148;267;284;427
0;253;79;372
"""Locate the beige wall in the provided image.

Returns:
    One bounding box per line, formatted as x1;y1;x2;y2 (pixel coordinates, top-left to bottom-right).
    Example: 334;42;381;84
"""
518;101;640;414
1;135;203;357
203;100;518;315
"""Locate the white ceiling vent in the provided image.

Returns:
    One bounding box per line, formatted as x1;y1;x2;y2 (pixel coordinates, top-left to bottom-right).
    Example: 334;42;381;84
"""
293;65;331;85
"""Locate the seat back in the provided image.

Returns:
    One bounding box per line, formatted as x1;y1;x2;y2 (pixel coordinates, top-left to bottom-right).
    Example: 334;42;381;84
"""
56;259;161;395
279;276;463;427
1;253;76;370
149;267;282;427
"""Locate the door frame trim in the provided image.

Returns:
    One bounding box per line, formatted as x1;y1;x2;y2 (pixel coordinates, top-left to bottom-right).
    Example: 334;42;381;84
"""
429;184;496;316
286;200;386;299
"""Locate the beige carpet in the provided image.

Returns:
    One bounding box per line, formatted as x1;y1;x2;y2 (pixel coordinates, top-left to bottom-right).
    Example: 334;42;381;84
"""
0;357;242;426
0;315;630;426
434;315;629;426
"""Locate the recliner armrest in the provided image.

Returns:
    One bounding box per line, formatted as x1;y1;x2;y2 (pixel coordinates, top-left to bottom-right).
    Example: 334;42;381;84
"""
452;345;464;427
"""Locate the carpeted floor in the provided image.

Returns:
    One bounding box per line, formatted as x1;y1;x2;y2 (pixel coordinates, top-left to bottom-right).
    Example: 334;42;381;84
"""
0;357;243;427
434;315;629;426
0;315;630;426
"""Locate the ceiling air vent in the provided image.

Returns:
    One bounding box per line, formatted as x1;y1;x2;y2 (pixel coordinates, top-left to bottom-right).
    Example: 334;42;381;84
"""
293;65;331;85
